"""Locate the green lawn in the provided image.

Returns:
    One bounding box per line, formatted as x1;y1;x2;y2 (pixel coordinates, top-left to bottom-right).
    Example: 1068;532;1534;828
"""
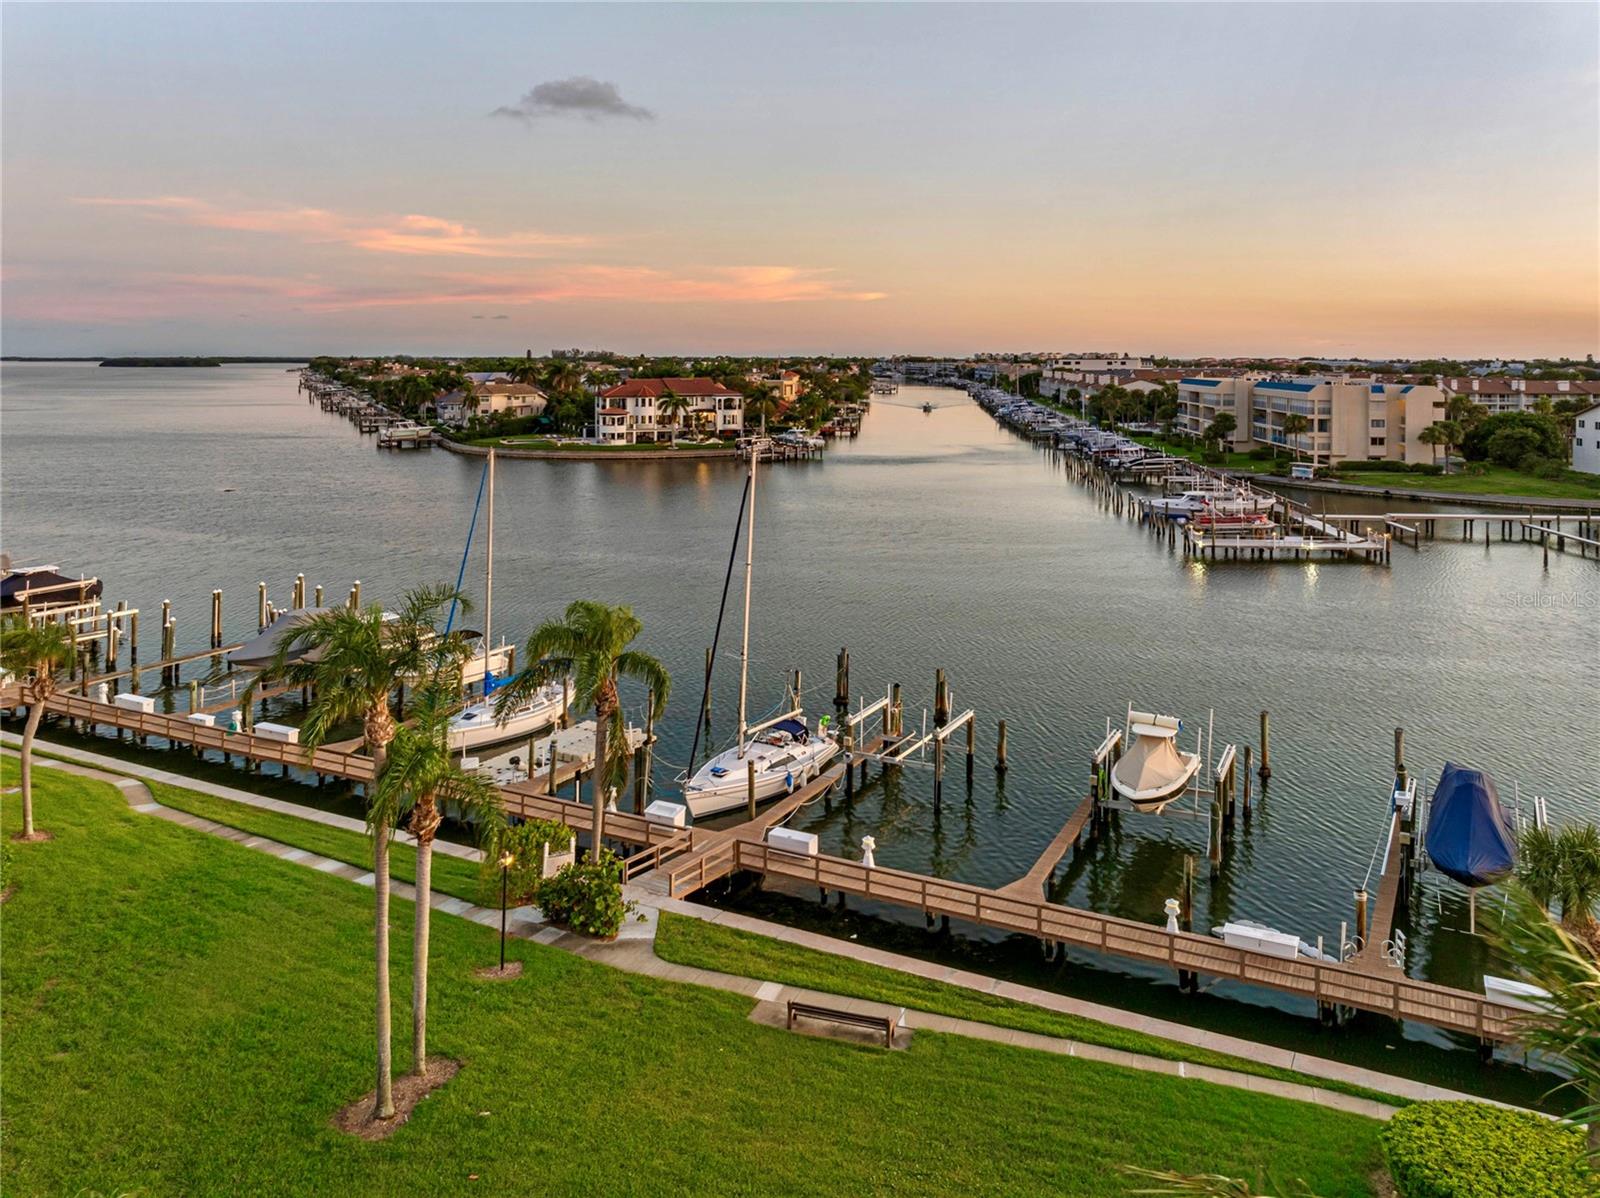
143;777;488;904
1126;433;1283;474
655;912;1399;1108
1;760;1386;1196
1323;465;1600;501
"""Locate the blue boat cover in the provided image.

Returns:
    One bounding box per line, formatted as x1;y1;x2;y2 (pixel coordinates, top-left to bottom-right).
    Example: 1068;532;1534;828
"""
1426;762;1517;888
771;718;808;740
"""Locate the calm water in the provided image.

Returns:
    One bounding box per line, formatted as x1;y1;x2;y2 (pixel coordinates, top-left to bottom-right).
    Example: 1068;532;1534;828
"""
4;363;1595;1081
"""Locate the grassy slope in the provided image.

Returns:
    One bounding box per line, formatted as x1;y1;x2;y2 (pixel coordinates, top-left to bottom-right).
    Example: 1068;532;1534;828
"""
1;760;1384;1197
655;912;1398;1108
141;777;486;904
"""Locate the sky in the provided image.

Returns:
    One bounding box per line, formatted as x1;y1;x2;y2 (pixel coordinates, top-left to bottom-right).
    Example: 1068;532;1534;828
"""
2;2;1596;359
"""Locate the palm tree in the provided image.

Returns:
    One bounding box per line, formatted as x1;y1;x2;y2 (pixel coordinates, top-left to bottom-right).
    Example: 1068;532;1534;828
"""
496;601;668;851
1436;419;1463;472
1418;421;1448;466
657;387;692;444
269;584;466;1120
0;617;73;840
1492;883;1600;1154
1280;413;1311;462
1519;824;1600;947
373;682;503;1077
744;381;778;435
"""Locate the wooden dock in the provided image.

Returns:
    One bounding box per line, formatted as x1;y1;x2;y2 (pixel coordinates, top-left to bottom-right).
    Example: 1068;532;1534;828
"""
998;795;1095;897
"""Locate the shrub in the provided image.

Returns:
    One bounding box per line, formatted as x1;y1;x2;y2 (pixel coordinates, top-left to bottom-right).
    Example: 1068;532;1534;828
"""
1248;446;1278;461
1381;1101;1591;1198
481;818;574;907
1462;411;1564;463
536;849;631;938
1408;462;1444;475
1338;459;1402;472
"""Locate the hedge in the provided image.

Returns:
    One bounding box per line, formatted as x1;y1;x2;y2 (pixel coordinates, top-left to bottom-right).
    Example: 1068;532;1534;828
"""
1381;1101;1592;1198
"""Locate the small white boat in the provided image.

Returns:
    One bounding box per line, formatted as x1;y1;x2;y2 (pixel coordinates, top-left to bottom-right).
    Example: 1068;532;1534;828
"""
1109;708;1201;812
1213;920;1334;962
447;679;569;751
1483;975;1550;1014
685;717;839;818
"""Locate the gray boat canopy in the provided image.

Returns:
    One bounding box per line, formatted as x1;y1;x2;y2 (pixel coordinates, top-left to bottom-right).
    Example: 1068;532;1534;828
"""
226;609;484;670
226;608;334;669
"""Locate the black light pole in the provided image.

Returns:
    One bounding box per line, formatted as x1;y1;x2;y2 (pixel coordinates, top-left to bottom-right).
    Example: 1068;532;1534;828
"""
499;852;514;971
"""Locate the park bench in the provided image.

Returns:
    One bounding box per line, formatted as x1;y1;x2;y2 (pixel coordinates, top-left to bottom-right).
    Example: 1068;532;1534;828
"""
786;1000;897;1048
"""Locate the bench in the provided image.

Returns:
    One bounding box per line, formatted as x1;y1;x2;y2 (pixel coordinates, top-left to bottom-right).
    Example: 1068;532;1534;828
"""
786;1000;896;1048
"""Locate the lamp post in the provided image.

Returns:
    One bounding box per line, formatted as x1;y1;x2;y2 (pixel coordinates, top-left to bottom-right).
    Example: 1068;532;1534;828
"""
499;851;515;972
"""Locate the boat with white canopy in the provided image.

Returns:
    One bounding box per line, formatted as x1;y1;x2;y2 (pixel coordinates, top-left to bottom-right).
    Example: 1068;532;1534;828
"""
1109;707;1202;812
448;678;569;751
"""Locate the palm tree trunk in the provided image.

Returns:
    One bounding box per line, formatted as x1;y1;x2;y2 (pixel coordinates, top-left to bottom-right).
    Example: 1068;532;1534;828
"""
373;824;396;1118
19;699;43;838
591;700;610;853
413;827;433;1077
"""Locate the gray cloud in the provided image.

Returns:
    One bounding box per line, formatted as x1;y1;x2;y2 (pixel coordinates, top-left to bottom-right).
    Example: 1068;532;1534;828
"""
491;77;654;123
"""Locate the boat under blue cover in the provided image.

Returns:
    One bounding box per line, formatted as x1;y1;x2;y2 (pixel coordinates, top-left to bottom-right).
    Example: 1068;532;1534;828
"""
1425;761;1517;888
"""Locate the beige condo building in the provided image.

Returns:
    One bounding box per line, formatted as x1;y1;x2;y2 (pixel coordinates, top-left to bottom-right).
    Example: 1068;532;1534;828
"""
1175;376;1448;465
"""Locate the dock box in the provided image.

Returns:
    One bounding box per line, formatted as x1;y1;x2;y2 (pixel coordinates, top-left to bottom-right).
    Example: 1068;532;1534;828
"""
113;692;156;714
643;801;688;828
252;721;301;744
1216;921;1301;961
766;827;818;856
187;712;218;728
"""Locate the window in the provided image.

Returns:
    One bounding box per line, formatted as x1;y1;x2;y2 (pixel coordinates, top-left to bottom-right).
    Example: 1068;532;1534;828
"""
1370;437;1386;447
1577;438;1584;447
1370;419;1386;428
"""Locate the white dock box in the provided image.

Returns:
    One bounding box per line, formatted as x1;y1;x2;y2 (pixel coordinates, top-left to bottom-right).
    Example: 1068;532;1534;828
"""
251;721;301;744
187;712;218;728
1216;921;1302;961
766;827;818;856
644;800;688;828
113;692;156;714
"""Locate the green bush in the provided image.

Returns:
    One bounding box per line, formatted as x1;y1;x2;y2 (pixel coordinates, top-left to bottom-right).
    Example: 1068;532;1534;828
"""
481;818;573;907
536;849;631;938
1248;446;1278;461
1337;459;1400;472
1381;1101;1591;1198
1408;462;1444;475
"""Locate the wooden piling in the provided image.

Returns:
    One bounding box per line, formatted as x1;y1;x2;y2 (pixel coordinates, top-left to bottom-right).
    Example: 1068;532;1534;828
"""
1242;745;1253;816
934;668;949;728
1258;710;1272;780
350;580;362;609
891;682;903;738
996;719;1008;772
834;647;849;716
965;717;975;780
257;583;268;631
1394;727;1407;787
747;761;758;820
1354;889;1369;948
293;573;306;609
210;589;223;646
129;608;139;663
314;584;324;607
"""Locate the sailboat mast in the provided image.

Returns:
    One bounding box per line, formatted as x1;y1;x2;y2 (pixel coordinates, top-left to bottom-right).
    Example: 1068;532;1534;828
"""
736;445;757;757
483;448;495;688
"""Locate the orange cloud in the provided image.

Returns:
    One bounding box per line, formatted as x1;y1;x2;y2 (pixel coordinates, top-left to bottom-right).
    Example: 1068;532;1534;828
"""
74;196;588;258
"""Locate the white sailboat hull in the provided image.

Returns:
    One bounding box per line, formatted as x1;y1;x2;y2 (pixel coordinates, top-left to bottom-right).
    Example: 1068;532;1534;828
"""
685;730;839;818
447;683;568;751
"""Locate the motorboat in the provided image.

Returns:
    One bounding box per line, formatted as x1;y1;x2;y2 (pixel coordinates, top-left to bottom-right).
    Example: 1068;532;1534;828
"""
685;717;839;818
1109;708;1201;812
1425;762;1517;888
447;678;569;751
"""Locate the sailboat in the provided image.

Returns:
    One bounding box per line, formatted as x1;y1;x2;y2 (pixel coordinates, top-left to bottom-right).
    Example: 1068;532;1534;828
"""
684;439;839;818
1109;706;1202;812
446;449;570;751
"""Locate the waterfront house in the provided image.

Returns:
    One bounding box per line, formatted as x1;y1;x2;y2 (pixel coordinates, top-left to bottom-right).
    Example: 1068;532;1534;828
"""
595;378;744;444
471;381;547;421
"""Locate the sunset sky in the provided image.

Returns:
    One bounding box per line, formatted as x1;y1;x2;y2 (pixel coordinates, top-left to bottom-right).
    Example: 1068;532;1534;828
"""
3;3;1595;359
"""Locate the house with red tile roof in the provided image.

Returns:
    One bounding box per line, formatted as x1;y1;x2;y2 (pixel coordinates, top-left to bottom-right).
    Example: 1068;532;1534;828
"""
595;377;744;443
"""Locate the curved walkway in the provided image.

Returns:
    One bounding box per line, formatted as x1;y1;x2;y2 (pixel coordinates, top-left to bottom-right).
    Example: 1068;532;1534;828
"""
8;735;1526;1121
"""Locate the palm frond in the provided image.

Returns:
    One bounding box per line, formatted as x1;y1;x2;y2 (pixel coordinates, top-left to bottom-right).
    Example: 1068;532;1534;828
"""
615;649;671;717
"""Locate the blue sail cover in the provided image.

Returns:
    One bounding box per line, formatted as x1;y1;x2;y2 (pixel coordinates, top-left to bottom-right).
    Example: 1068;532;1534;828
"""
1426;762;1517;888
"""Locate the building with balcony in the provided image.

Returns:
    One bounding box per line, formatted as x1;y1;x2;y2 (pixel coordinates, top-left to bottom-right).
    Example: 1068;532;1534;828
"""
1572;403;1600;475
1176;376;1448;465
594;378;745;444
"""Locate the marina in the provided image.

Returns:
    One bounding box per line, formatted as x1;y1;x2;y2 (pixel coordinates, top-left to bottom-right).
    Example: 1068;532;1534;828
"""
3;363;1595;1092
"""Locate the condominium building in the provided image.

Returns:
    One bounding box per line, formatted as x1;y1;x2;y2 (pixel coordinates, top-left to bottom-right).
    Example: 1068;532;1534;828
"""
595;378;745;444
1441;377;1600;414
1573;403;1600;475
1176;376;1448;465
